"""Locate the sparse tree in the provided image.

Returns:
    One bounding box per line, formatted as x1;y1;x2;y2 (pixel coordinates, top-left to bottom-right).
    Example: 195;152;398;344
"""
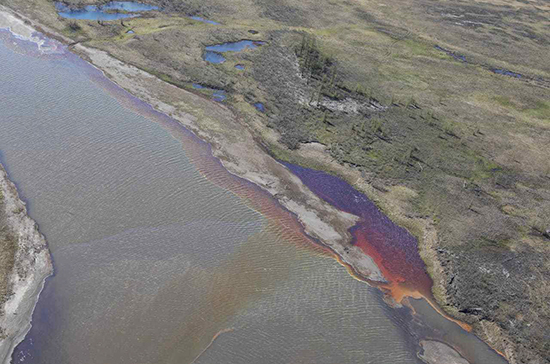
68;21;81;32
317;74;327;105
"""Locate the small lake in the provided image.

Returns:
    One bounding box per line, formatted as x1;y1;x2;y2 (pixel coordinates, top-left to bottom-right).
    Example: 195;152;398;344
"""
55;1;158;21
203;40;265;64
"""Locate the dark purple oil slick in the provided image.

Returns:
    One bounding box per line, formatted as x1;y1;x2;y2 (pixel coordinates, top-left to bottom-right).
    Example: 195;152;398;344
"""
282;162;434;298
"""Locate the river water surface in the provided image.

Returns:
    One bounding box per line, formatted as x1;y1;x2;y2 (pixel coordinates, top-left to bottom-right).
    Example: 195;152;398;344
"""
0;27;506;364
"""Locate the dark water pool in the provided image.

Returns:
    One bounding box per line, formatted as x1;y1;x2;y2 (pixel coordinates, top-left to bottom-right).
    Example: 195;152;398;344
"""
254;102;266;112
491;68;522;78
203;50;226;64
192;83;227;102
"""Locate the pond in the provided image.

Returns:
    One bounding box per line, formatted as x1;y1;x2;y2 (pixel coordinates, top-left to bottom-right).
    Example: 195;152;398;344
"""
203;40;265;64
55;1;158;21
190;16;220;25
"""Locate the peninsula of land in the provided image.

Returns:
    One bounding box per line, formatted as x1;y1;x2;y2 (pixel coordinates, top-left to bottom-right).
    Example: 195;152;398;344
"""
0;163;52;364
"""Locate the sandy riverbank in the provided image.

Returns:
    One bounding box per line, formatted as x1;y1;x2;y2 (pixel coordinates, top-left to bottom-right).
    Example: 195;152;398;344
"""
0;164;52;364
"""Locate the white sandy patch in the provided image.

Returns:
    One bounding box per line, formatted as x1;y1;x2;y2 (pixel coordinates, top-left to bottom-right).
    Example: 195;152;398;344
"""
419;340;471;364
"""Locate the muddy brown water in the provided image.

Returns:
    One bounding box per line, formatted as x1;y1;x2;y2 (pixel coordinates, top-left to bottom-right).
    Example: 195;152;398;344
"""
0;29;506;364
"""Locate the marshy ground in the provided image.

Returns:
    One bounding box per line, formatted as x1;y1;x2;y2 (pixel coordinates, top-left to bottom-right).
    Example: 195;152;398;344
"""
1;0;549;362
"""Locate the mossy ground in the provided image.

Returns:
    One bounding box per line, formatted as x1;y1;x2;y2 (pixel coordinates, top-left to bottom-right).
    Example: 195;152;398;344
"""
2;0;550;362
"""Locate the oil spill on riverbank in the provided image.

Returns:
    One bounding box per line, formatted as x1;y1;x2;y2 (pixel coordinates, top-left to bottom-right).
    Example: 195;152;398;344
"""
4;30;428;364
1;22;506;364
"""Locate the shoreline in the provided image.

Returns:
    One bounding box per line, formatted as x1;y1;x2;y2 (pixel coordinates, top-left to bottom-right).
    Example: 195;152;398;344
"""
69;36;389;283
0;5;508;363
0;164;53;364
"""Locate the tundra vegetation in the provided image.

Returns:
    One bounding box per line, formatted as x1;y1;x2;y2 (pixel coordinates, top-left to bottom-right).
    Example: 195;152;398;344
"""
0;190;17;339
1;0;549;362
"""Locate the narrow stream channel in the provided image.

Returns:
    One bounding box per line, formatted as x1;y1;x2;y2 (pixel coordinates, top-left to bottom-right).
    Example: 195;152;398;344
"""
0;26;506;364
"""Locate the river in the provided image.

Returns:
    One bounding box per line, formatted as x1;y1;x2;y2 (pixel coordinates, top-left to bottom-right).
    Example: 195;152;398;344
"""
0;22;506;364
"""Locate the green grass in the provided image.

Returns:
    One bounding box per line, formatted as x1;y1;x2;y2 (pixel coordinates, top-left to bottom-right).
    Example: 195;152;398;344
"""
493;95;514;108
525;101;550;121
